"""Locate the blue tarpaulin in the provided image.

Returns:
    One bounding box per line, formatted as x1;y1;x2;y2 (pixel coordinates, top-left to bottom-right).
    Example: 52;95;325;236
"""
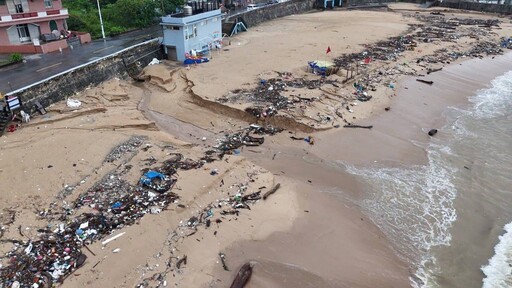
140;170;165;186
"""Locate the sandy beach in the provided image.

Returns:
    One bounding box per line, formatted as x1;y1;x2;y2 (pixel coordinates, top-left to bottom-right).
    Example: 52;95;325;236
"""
1;3;512;288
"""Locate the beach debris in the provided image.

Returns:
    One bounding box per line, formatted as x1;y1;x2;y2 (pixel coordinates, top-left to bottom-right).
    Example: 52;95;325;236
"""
428;129;438;136
176;255;187;269
214;124;281;154
427;67;443;74
219;73;339;119
139;170;176;193
501;37;512;49
219;252;229;271
344;124;373;129
34;100;47;115
147;58;161;66
230;262;254;288
19;110;30;123
0;143;185;287
102;232;126;246
104;136;147;163
263;183;281;200
66;98;81;109
416;79;434;85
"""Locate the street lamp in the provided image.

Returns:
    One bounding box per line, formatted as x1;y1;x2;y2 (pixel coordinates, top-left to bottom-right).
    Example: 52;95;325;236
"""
96;0;106;40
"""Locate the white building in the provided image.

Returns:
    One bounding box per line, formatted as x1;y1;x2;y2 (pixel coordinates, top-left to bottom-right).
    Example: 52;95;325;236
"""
161;5;222;62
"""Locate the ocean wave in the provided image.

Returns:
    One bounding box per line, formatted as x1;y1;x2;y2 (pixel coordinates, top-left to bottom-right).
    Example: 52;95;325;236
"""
341;145;458;287
340;69;512;288
470;70;512;120
481;221;512;288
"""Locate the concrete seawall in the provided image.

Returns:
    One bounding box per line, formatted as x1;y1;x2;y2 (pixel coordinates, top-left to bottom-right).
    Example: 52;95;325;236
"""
439;1;512;15
7;39;163;115
223;0;318;34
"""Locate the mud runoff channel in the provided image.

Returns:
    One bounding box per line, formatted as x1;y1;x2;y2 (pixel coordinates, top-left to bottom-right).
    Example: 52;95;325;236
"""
136;82;217;146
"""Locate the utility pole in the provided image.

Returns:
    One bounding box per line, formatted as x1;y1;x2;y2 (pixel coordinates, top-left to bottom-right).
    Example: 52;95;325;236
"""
96;0;106;40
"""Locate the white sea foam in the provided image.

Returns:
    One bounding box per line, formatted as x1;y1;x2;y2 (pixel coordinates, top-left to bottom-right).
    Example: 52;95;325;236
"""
342;145;458;287
471;71;512;119
340;70;512;288
481;222;512;288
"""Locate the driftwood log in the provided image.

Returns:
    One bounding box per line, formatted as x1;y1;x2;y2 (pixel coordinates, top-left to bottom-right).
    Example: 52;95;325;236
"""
263;183;281;200
230;262;253;288
343;124;373;129
416;79;434;85
427;67;443;74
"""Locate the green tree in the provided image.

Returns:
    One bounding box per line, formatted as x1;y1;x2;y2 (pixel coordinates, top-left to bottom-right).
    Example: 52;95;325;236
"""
62;0;186;39
109;0;158;28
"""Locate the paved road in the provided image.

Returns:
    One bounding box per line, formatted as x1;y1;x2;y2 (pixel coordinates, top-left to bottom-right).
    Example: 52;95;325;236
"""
0;26;162;94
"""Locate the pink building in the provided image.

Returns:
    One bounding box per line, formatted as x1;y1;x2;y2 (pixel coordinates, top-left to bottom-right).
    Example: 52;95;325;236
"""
0;0;69;54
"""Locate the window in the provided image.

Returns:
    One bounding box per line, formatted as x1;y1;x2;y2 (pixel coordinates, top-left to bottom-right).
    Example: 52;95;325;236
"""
185;25;196;40
6;0;28;14
44;0;53;8
15;3;23;13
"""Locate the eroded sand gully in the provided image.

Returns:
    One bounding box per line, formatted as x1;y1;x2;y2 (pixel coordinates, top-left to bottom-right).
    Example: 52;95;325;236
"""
1;5;512;288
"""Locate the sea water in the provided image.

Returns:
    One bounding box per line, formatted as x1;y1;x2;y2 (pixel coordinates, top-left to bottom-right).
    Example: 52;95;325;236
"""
342;70;512;288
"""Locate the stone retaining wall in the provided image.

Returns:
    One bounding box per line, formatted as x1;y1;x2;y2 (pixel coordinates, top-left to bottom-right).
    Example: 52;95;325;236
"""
7;40;163;115
224;0;318;31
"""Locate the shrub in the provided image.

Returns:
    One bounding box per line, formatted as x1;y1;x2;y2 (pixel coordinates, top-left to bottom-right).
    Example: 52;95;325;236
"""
9;53;22;63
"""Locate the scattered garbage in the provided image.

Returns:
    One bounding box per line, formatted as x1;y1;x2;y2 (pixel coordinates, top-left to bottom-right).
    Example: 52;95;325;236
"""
219;252;229;271
139;170;175;193
102;232;126;246
66;98;81;109
500;37;512;49
147;58;161;66
0;139;196;287
218;72;339;119
428;129;438;136
104;136;147;163
20;110;30;123
214;124;281;154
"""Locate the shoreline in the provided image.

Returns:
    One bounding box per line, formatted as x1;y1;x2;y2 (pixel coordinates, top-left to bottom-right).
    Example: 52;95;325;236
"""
211;51;512;287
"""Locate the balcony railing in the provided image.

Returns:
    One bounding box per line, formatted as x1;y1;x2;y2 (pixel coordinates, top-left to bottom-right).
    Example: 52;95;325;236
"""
0;9;68;22
11;12;38;19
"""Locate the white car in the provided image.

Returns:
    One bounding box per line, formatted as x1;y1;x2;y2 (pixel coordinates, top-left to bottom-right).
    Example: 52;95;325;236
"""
247;3;257;9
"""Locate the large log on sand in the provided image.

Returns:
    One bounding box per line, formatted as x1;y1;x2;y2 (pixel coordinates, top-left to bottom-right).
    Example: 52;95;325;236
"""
230;262;253;288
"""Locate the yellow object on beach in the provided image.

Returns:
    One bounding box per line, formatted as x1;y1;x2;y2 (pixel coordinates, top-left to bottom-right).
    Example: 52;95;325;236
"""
310;60;334;68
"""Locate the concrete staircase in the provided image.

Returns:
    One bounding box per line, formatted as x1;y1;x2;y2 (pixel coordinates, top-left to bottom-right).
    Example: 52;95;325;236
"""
0;110;11;137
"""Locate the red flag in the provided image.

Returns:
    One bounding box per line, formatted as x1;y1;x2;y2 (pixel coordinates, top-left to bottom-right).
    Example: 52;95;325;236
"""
326;46;331;54
364;56;372;64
